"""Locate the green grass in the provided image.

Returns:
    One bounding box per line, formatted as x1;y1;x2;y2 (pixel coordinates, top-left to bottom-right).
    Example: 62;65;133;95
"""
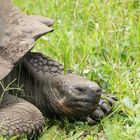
6;0;140;139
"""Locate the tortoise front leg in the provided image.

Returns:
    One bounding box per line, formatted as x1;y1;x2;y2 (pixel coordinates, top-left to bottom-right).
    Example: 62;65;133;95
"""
0;93;45;139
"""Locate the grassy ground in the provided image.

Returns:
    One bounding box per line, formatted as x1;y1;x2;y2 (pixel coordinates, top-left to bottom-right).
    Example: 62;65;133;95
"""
6;0;140;140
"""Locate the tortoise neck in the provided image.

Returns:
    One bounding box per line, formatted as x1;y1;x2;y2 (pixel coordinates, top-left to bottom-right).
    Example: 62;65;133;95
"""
23;52;64;76
20;52;65;113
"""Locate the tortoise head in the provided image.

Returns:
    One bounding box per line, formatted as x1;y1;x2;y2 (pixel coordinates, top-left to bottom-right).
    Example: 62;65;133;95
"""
43;73;101;118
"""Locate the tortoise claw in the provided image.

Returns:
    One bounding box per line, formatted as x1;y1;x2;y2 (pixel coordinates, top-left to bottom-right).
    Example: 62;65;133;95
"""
107;97;116;106
85;117;96;124
99;102;112;113
91;107;105;120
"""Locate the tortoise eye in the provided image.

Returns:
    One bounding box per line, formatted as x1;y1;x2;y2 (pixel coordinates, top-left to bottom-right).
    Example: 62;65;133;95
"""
75;87;86;93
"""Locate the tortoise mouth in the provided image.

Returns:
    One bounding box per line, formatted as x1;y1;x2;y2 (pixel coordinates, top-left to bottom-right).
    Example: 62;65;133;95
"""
54;91;101;117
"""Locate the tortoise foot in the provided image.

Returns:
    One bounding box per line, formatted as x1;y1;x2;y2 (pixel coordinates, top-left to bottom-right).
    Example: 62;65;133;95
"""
82;92;117;124
0;94;45;139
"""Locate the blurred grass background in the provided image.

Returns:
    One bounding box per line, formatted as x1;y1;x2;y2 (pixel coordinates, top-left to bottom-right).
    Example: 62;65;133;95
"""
9;0;140;139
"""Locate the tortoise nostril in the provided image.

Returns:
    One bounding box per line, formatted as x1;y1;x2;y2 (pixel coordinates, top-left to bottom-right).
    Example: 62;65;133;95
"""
96;88;101;93
89;86;101;95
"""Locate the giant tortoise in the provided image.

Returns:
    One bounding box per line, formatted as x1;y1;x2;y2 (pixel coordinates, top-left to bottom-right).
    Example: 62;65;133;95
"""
0;0;116;139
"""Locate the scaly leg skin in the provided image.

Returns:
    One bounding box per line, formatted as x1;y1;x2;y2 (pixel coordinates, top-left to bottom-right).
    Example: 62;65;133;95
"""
0;93;45;139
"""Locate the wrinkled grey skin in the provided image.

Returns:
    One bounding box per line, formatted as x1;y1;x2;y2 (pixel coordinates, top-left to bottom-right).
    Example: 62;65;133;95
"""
0;52;116;139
